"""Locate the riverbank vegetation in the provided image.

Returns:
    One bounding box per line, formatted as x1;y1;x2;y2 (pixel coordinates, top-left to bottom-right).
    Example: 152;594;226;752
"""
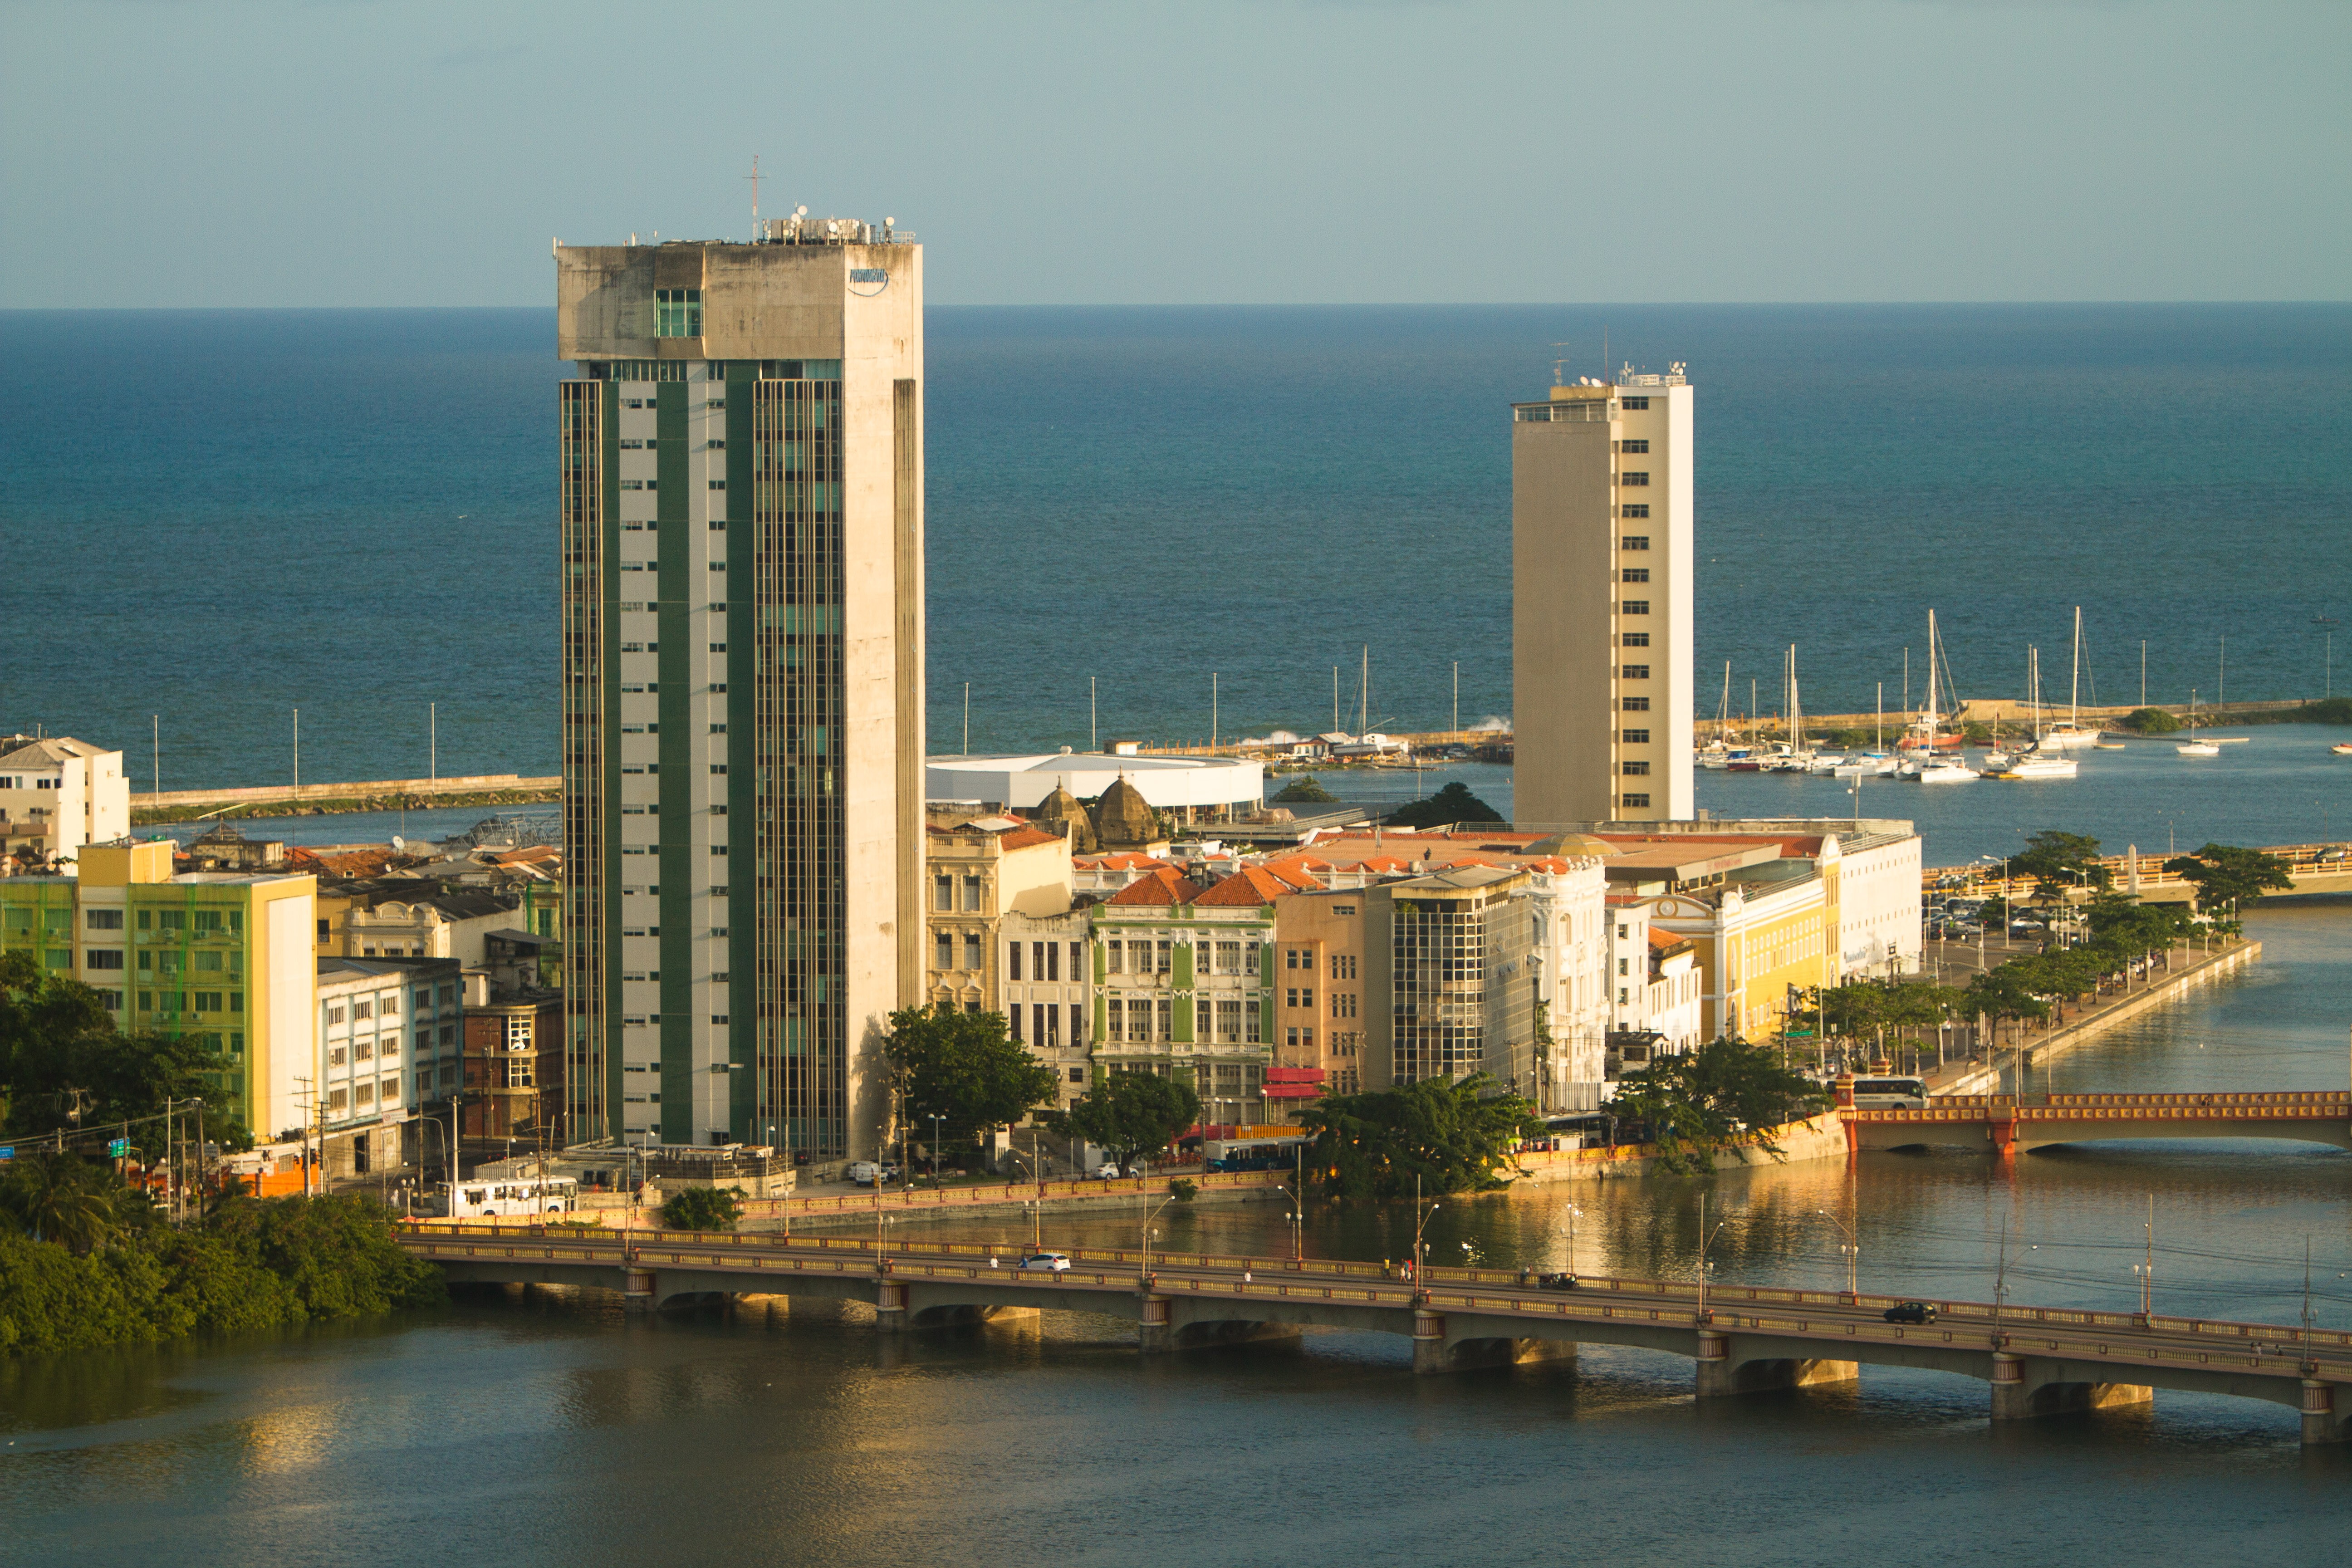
1605;1040;1830;1176
0;1156;443;1356
1299;1073;1541;1198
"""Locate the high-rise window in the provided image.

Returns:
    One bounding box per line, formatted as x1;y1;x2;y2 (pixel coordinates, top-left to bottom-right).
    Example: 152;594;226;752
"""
1623;729;1651;743
655;289;703;337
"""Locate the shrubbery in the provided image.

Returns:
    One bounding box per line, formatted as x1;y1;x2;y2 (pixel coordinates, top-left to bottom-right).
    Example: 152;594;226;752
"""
0;1191;442;1357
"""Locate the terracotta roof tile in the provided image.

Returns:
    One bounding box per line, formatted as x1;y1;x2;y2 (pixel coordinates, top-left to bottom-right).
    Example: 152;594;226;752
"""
1194;866;1290;906
997;827;1062;851
1105;867;1203;906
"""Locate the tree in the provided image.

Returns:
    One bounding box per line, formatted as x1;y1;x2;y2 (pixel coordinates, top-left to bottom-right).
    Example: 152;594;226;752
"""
0;1151;122;1253
882;1004;1059;1149
1964;966;2050;1049
2012;830;2112;902
1272;775;1336;804
661;1186;743;1231
1605;1040;1831;1176
0;952;233;1149
2160;843;2294;914
1386;781;1502;830
1054;1070;1200;1175
1297;1073;1542;1198
2120;707;2183;734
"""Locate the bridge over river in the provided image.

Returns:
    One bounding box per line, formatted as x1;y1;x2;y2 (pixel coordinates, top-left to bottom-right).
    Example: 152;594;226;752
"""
401;1225;2352;1445
1846;1090;2352;1154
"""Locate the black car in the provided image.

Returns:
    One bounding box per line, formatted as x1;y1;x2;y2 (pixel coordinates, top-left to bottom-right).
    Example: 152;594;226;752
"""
1883;1300;1936;1324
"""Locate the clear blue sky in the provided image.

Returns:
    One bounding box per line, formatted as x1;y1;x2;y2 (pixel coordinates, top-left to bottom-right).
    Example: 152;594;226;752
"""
5;0;2345;306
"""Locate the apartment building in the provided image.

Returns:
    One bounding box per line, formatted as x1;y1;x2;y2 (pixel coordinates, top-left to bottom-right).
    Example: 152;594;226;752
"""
0;839;315;1140
558;216;925;1154
924;817;1073;1012
1512;370;1695;825
1001;906;1093;1109
315;956;465;1176
0;734;129;867
1088;866;1277;1129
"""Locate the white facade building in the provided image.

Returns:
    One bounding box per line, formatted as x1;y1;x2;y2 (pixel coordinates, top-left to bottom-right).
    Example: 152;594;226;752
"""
1834;830;1925;977
926;752;1264;818
314;957;466;1173
0;735;129;866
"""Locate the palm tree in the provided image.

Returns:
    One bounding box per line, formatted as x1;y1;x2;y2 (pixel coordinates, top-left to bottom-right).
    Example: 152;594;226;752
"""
0;1152;122;1253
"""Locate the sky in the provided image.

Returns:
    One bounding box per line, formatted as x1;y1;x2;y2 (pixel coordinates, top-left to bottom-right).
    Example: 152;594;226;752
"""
2;0;2346;307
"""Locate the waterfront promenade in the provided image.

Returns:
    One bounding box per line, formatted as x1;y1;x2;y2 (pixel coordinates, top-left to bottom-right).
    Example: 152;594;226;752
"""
399;1225;2352;1444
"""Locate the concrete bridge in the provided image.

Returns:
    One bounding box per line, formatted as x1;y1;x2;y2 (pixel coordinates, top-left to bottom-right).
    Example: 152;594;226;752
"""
1848;1091;2352;1154
401;1225;2352;1444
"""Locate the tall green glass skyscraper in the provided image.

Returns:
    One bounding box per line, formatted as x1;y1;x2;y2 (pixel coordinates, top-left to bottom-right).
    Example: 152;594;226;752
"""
557;216;925;1157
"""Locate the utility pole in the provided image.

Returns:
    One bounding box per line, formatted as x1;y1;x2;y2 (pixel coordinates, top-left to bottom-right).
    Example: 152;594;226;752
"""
1452;661;1459;735
1211;672;1218;750
962;682;970;755
430;701;437;781
2135;1194;2155;1317
292;707;300;789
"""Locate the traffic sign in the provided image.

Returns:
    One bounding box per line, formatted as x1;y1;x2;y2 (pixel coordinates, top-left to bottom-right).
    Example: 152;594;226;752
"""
108;1139;132;1158
0;1146;14;1161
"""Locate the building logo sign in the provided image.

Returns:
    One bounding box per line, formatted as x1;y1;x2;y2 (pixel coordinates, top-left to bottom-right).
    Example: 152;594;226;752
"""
848;267;889;297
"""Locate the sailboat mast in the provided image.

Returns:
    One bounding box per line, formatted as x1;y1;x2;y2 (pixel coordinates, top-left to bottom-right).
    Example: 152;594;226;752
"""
1924;611;1941;741
2071;606;2082;730
1359;645;1369;735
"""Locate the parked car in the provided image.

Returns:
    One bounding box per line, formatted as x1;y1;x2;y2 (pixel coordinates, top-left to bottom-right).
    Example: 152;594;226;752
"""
1016;1251;1073;1273
1883;1301;1937;1325
847;1161;881;1187
1095;1162;1123;1180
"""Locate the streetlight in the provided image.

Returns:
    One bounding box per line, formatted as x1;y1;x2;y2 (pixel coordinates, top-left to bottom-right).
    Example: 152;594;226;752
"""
1140;1194;1176;1284
1817;1206;1859;1298
1270;1182;1301;1263
1411;1173;1441;1297
1695;1191;1729;1323
929;1112;946;1189
1564;1202;1583;1282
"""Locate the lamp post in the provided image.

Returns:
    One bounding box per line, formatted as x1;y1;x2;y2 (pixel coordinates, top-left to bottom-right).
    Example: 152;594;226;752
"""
1411;1174;1441;1299
1696;1190;1728;1323
1818;1206;1859;1298
1141;1194;1175;1284
929;1112;946;1189
1270;1182;1301;1263
1564;1202;1583;1281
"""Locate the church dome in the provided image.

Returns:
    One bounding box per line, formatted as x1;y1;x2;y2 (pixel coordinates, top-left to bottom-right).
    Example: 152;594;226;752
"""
1033;782;1098;852
1092;774;1159;848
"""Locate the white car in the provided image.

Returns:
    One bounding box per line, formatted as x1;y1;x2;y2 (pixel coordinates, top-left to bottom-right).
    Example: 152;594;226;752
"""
1095;1162;1123;1180
1016;1251;1073;1273
847;1161;881;1187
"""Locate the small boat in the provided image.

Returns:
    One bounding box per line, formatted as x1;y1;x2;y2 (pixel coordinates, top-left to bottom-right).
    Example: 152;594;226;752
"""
2177;687;2219;756
2092;742;2127;750
1808;754;1847;774
1908;755;1977;784
2332;743;2352;756
1999;754;2079;780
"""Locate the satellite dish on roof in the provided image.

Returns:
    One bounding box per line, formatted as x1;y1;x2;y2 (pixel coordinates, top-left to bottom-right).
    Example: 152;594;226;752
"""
391;836;406;851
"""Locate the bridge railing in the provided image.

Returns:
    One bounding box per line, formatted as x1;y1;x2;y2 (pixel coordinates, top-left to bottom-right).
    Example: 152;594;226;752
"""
1850;1090;2352;1124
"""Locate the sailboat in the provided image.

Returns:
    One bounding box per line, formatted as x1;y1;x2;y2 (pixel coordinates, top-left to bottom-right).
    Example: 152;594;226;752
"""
2176;688;2220;757
1699;663;1740;769
1902;611;1976;783
2036;607;2101;749
1998;648;2079;779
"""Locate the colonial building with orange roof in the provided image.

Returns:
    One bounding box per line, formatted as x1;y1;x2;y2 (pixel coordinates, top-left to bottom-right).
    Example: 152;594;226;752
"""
1088;866;1279;1130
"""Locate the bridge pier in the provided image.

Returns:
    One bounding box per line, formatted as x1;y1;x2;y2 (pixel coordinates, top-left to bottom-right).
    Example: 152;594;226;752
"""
1139;1294;1304;1354
1694;1331;1857;1398
875;1278;909;1333
1408;1311;1577;1375
622;1268;656;1316
2302;1380;2351;1445
1989;1352;2151;1421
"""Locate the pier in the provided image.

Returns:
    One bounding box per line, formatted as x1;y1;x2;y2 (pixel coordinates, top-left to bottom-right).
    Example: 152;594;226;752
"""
400;1225;2352;1443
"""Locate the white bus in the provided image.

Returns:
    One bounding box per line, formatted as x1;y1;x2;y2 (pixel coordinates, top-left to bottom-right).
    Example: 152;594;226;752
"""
1850;1076;1930;1110
451;1176;578;1217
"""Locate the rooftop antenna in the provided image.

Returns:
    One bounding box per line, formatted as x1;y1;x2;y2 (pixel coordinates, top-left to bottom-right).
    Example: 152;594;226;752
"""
1550;342;1572;385
1601;326;1608;383
745;154;763;221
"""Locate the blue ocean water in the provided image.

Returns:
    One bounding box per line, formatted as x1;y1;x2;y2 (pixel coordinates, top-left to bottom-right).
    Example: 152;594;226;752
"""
4;304;2348;808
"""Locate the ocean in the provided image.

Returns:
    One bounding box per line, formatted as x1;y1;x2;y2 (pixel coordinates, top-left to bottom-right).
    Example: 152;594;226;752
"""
5;304;2348;833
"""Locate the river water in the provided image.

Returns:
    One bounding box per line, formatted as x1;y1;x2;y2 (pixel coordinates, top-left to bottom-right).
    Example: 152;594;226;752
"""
6;906;2352;1563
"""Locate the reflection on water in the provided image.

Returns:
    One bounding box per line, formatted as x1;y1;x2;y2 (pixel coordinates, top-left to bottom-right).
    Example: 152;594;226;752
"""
6;908;2352;1564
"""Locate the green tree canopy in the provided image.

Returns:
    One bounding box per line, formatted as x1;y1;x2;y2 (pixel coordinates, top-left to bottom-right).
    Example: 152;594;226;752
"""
1051;1069;1200;1174
2013;830;2113;902
660;1185;743;1231
1386;780;1503;830
1298;1073;1542;1198
1272;775;1337;804
2119;707;2183;734
882;1004;1060;1145
2160;843;2295;913
1605;1039;1831;1176
0;951;246;1152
